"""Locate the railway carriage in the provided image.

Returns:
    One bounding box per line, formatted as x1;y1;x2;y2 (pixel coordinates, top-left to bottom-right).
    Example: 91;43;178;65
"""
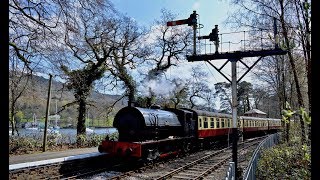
98;106;282;161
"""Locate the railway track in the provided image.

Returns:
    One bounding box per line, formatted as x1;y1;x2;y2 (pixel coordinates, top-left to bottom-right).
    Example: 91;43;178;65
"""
154;137;261;180
84;136;265;180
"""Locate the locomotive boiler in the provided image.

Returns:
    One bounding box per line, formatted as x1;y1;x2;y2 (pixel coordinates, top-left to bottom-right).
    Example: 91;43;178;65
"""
113;106;187;141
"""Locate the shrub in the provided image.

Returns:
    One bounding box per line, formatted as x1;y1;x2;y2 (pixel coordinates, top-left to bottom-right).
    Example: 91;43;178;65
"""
256;143;310;179
9;136;41;154
87;134;104;147
256;115;311;179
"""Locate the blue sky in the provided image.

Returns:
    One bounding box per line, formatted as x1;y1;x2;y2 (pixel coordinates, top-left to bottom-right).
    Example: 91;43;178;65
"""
110;0;236;34
108;0;254;97
108;0;257;90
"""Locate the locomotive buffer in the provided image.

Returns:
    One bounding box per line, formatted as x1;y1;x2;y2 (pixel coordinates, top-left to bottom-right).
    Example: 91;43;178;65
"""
168;14;287;179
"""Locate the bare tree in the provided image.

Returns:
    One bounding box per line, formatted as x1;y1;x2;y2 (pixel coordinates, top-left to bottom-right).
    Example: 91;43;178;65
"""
9;0;63;134
9;55;31;135
188;66;213;109
106;16;150;106
169;78;189;108
51;0;118;137
146;9;192;79
227;0;310;143
214;82;232;113
49;0;151;138
9;0;60;71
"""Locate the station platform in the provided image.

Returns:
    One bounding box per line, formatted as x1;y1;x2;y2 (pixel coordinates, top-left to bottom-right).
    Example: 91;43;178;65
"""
9;147;106;170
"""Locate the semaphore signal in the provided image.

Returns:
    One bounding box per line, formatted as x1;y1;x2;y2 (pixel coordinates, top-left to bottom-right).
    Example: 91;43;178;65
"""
166;11;197;27
166;11;198;55
166;19;188;26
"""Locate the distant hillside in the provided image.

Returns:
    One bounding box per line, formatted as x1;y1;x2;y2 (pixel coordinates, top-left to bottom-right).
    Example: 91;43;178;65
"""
12;74;127;125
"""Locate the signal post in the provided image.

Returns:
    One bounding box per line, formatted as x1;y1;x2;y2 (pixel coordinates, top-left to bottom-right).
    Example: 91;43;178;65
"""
167;13;287;179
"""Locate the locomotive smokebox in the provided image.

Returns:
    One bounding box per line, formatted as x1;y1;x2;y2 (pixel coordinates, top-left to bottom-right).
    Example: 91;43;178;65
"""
113;107;183;142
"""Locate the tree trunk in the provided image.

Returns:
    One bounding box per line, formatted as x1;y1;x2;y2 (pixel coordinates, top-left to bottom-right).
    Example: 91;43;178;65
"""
279;1;306;143
77;98;87;137
286;117;290;142
10;93;18;136
304;2;312;143
128;85;135;107
246;96;250;112
294;0;311;143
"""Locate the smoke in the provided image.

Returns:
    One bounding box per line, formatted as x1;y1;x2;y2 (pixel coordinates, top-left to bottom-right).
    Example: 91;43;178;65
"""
139;78;175;97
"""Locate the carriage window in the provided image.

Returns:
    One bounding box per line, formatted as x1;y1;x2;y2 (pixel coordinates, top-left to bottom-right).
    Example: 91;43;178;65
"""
199;118;202;128
244;120;247;127
238;121;241;128
221;119;225;128
210;118;214;128
204;118;208;128
216;119;220;128
227;119;230;127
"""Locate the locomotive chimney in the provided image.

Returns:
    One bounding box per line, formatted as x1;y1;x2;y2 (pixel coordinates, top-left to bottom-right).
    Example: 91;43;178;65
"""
128;100;135;107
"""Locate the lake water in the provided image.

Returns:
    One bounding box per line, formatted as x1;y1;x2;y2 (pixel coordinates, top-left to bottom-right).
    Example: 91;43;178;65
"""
10;127;118;143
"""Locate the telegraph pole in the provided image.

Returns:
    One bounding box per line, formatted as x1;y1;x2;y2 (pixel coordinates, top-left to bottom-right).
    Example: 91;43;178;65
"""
43;74;52;152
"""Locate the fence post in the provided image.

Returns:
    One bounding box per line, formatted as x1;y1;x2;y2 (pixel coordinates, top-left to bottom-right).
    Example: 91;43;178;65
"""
225;162;235;180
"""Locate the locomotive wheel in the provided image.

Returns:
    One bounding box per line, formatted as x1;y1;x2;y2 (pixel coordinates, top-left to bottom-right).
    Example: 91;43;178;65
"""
182;142;191;153
153;149;160;160
146;149;154;161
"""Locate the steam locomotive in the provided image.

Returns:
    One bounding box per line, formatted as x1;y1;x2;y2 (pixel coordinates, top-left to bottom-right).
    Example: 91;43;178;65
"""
98;105;281;161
